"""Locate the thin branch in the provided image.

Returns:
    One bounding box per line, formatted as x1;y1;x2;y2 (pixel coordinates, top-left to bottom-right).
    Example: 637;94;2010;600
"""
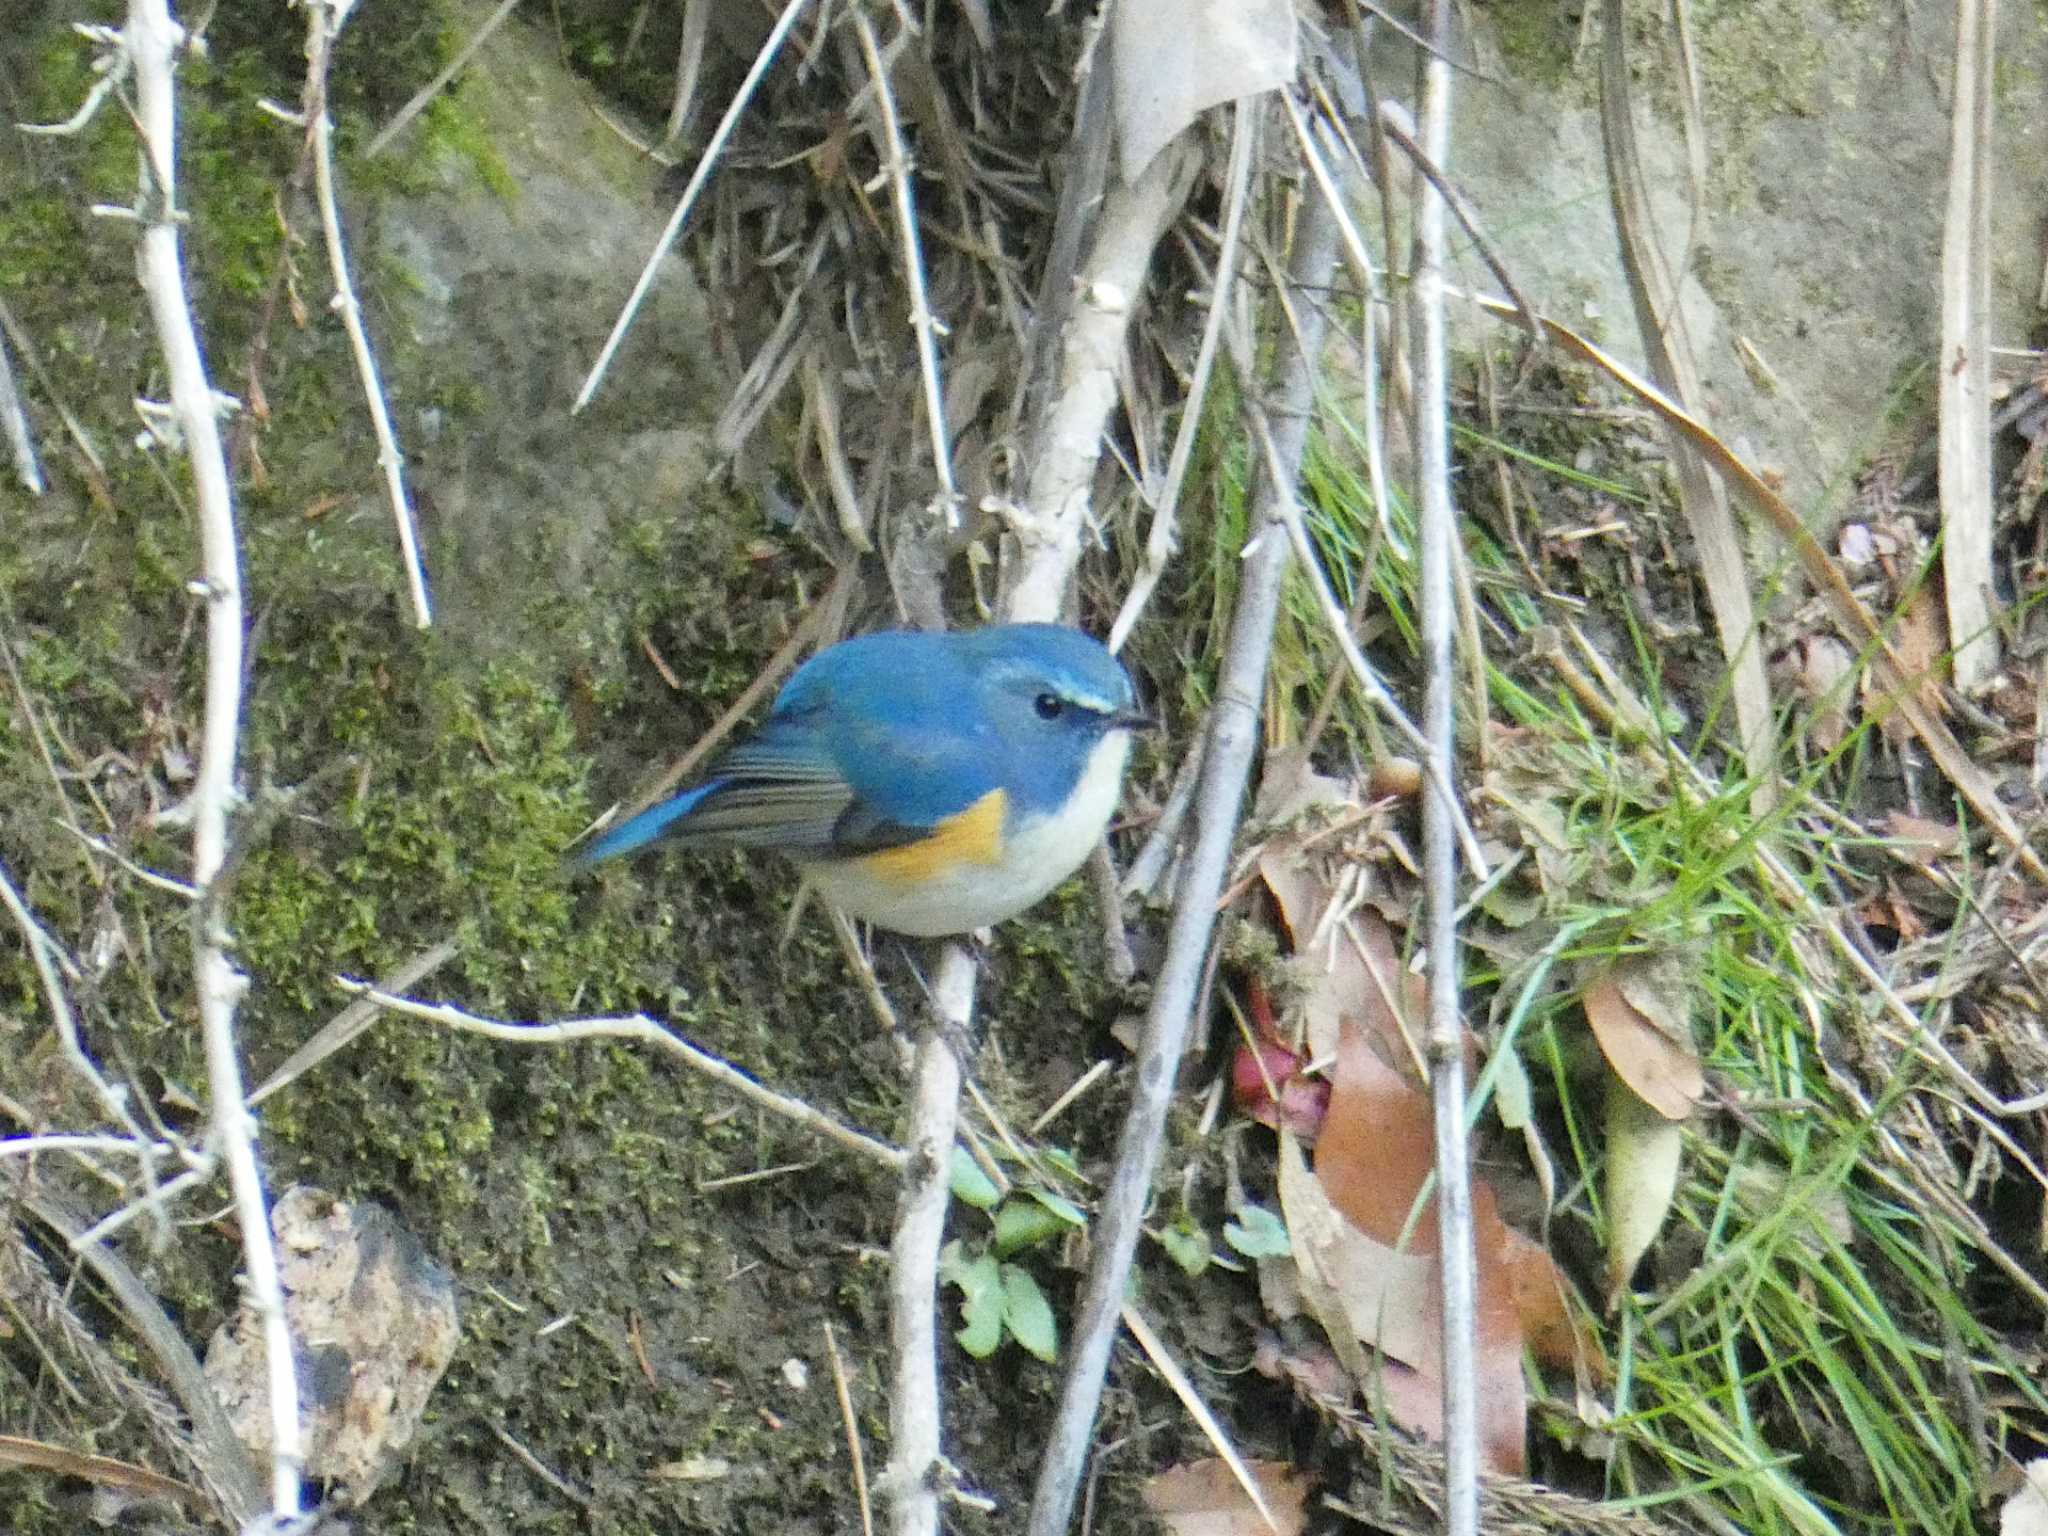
0;324;43;494
1413;4;1479;1530
851;12;957;522
1937;0;1999;690
293;0;433;627
1027;184;1343;1536
247;937;459;1104
881;943;972;1536
0;863;161;1186
123;2;302;1516
21;1190;266;1525
334;980;906;1171
1108;103;1255;654
574;0;816;413
1004;137;1199;623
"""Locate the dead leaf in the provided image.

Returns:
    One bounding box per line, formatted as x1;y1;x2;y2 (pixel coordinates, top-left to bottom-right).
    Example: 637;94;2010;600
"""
1792;634;1855;753
1604;1077;1684;1306
1142;1456;1311;1536
1867;581;1948;738
1584;959;1703;1122
1882;811;1962;864
1502;1227;1596;1375
1258;850;1423;1075
1110;0;1297;186
1314;1024;1529;1474
1276;1133;1429;1387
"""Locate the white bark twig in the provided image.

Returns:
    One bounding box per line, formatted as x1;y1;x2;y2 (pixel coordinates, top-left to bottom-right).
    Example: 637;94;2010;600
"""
574;0;816;414
1414;5;1479;1530
1107;103;1255;654
0;325;43;494
122;1;304;1519
851;12;957;525
881;943;972;1536
1003;138;1199;623
1026;185;1343;1536
333;980;906;1171
298;0;433;628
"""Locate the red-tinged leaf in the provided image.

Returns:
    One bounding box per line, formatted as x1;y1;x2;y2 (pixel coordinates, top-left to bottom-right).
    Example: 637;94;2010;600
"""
1583;963;1702;1122
1232;1039;1331;1140
1141;1457;1311;1536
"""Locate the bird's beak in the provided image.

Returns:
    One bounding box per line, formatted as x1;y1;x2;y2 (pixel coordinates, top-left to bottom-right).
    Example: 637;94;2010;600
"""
1113;709;1157;732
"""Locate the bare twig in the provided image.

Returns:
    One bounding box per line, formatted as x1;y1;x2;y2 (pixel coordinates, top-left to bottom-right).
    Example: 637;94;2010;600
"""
0;863;163;1202
850;13;957;524
1107;103;1256;653
248;937;459;1104
1122;1302;1282;1533
21;1190;266;1525
1937;0;1999;691
122;2;303;1515
288;0;434;628
824;1321;875;1536
335;979;906;1170
663;0;709;143
0;324;42;494
574;0;816;413
1027;186;1342;1536
363;0;522;159
1597;0;1773;807
1414;6;1478;1530
1003;138;1199;623
881;942;972;1536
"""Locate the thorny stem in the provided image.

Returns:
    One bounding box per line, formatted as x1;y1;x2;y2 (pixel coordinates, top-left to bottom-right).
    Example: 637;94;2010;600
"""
125;0;304;1518
303;0;432;627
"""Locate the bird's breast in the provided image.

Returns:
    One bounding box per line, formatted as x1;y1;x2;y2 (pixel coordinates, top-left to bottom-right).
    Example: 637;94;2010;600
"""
857;788;1010;886
802;732;1132;937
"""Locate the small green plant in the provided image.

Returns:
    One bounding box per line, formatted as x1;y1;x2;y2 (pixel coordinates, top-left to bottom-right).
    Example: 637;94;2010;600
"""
941;1147;1087;1362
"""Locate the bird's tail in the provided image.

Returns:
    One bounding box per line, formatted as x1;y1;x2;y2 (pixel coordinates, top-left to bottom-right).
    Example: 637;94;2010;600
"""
570;780;721;867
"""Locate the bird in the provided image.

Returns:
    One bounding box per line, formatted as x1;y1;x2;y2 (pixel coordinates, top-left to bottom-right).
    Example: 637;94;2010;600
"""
575;624;1148;937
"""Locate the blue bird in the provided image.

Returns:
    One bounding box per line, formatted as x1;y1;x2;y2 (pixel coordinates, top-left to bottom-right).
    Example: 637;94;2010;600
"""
576;624;1147;937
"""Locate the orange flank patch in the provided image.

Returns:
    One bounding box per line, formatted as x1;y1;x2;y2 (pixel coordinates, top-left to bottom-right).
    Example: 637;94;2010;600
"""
858;789;1008;885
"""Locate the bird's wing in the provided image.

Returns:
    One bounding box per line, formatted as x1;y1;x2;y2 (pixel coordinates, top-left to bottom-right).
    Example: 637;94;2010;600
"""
578;705;996;865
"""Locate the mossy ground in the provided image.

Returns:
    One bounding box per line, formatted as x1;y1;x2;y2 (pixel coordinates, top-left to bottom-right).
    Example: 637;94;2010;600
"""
0;6;1166;1532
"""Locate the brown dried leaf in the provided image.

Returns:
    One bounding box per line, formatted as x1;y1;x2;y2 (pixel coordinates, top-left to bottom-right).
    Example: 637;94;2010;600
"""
1314;1024;1529;1475
1142;1457;1311;1536
1258;849;1422;1072
1793;633;1855;753
1584;960;1703;1122
1882;811;1962;864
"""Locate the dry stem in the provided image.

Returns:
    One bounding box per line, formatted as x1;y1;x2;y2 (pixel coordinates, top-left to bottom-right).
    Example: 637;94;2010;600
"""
295;0;433;627
125;1;303;1516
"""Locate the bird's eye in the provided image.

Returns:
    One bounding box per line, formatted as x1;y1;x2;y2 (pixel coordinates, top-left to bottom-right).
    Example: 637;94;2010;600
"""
1034;693;1065;720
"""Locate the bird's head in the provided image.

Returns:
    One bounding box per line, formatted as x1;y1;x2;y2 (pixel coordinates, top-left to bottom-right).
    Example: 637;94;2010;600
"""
963;624;1149;816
